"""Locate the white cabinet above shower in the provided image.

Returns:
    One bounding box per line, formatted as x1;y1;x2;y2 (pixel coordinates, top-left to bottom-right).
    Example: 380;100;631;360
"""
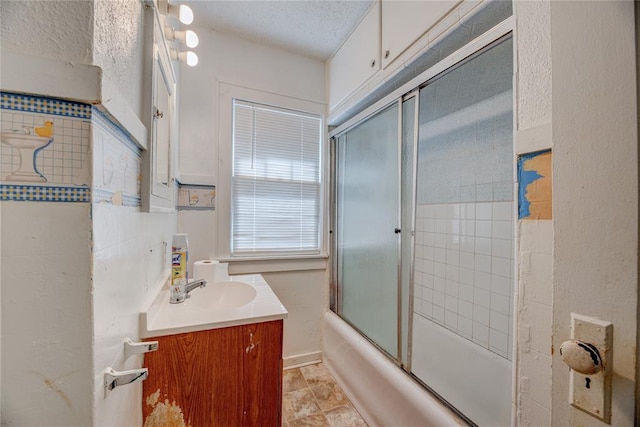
328;2;380;111
381;0;460;68
327;0;461;116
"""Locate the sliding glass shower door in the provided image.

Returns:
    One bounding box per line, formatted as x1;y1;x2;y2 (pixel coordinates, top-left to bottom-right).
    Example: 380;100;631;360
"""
331;29;514;427
335;104;399;358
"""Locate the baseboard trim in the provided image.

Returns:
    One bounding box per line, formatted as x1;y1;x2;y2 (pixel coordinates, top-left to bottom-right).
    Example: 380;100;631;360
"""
284;351;322;369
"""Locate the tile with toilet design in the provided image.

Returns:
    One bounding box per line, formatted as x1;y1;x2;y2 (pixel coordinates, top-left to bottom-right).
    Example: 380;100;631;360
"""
1;92;142;206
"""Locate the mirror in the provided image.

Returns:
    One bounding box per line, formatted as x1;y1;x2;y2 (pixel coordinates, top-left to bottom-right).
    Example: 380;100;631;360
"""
142;6;176;212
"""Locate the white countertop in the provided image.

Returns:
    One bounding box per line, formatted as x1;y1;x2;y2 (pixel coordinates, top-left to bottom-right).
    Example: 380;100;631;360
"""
140;274;288;338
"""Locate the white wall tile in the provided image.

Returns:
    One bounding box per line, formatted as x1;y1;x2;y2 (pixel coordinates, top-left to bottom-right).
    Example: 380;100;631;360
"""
490;311;510;334
491;292;510;315
475;237;492;255
476;202;492;220
475;254;491;273
458;315;473;338
492;220;512;240
474;288;491;308
459;283;474;303
473;305;490;326
491;275;512;296
460;252;475;269
433;290;445;307
492;256;512;278
473;323;489;346
445;263;459;281
445;309;458;329
459;300;473;319
476;220;492;237
474;271;491;290
445;280;459;298
446;249;460;266
492;202;512;221
492;238;512;259
489;329;509;355
433;306;445;324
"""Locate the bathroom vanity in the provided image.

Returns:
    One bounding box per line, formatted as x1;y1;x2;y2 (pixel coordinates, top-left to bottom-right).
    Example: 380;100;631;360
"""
142;320;283;426
140;274;287;426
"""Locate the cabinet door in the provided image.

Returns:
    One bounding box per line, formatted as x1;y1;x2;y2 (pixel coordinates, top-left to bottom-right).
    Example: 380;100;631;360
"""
242;321;284;425
381;0;459;68
142;321;283;426
143;328;245;426
328;3;380;112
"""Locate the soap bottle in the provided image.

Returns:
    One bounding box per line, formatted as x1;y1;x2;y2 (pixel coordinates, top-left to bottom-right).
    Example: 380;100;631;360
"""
170;233;189;303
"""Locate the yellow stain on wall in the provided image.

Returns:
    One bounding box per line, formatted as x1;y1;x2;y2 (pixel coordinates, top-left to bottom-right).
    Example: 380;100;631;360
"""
523;151;552;219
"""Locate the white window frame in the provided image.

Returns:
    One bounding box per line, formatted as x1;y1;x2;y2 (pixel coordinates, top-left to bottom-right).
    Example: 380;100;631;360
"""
217;82;328;264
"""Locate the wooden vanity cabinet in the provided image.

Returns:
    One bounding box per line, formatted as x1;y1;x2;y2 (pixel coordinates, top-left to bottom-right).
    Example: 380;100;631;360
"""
142;320;283;426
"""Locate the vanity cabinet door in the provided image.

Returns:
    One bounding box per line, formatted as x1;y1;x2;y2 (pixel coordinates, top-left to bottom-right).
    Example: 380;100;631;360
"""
243;321;283;425
142;320;283;426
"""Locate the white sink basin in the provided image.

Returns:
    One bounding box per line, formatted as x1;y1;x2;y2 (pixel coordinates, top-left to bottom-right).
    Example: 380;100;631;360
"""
141;274;287;338
193;280;257;309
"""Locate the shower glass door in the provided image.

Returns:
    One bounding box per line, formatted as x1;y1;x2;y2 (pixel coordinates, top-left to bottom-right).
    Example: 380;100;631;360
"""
335;104;399;358
410;36;514;426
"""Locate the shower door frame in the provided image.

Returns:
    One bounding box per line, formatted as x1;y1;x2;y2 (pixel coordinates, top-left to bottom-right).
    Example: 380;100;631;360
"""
329;16;515;423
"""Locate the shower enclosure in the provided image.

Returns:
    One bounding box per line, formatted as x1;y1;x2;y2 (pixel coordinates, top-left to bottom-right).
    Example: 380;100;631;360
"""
331;32;514;426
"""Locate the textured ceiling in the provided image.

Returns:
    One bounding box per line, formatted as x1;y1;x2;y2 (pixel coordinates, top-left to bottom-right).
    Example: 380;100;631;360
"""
183;0;374;60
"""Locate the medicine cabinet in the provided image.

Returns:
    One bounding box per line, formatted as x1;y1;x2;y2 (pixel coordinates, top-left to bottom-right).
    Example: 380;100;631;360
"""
142;4;176;212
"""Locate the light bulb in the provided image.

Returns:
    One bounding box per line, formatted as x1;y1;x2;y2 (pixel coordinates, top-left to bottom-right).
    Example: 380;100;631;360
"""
185;30;199;48
186;51;198;67
179;4;193;25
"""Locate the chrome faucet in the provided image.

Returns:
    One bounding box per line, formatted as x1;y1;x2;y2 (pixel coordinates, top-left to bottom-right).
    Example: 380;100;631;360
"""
169;279;207;304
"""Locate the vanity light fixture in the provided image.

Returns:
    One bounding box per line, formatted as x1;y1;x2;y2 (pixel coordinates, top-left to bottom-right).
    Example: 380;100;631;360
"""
165;26;199;48
171;49;198;67
168;3;194;25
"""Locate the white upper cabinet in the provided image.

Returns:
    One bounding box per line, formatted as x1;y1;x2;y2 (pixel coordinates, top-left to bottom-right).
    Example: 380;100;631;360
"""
328;3;380;111
381;0;459;68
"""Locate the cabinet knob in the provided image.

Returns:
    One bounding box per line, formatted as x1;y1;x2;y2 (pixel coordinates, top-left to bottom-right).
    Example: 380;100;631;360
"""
370;59;376;68
384;50;390;59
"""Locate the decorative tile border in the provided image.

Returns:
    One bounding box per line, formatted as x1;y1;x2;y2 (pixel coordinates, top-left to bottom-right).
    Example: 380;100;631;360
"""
93;188;141;207
0;184;90;202
176;183;216;210
91;107;143;157
1;92;91;119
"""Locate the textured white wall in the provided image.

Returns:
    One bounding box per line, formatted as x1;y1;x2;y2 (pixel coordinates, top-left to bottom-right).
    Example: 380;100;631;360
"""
92;204;177;427
516;1;638;426
177;29;327;365
551;1;637;425
1;202;93;426
0;0;93;64
513;1;553;425
93;0;146;119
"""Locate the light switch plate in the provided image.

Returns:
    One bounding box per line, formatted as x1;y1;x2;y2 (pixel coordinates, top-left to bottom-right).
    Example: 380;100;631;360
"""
568;313;613;423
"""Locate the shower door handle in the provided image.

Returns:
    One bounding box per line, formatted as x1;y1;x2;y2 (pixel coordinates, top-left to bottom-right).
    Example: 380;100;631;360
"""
394;228;401;234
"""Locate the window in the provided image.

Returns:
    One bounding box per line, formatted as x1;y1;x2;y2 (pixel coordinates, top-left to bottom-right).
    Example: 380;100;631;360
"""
231;99;322;256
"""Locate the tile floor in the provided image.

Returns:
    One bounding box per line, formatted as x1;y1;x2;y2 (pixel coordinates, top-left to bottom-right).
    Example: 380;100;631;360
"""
282;363;368;427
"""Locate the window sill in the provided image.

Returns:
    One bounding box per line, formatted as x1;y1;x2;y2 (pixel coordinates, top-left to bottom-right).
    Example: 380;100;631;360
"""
221;254;329;275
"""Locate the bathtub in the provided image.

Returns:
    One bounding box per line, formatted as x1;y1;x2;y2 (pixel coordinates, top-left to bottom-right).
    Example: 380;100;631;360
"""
322;312;466;427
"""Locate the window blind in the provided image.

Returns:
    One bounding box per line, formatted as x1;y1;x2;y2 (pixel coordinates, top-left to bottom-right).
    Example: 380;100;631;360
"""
232;99;322;255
